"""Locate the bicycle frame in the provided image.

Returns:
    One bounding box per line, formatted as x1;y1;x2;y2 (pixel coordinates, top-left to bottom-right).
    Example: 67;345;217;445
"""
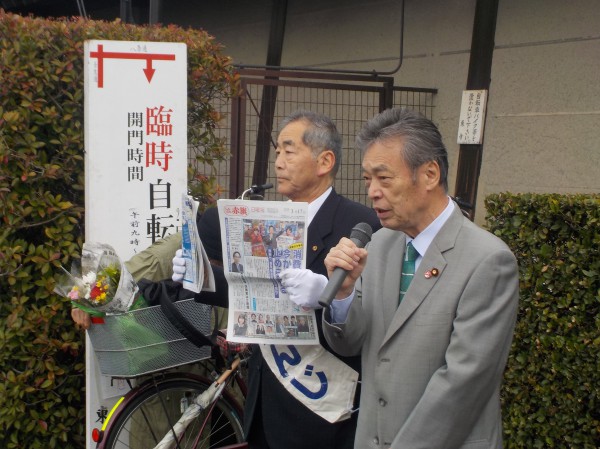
94;370;246;448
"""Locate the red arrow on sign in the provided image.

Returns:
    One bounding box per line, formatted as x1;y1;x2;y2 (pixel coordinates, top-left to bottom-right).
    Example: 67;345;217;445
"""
143;58;156;82
90;44;176;88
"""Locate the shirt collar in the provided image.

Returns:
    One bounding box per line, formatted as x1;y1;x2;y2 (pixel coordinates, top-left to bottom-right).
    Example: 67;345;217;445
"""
306;187;332;227
409;197;454;266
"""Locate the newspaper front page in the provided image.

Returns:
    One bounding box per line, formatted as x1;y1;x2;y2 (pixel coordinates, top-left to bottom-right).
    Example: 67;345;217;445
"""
217;199;318;345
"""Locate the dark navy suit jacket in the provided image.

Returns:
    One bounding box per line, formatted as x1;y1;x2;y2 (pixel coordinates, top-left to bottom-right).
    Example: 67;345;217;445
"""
243;189;381;449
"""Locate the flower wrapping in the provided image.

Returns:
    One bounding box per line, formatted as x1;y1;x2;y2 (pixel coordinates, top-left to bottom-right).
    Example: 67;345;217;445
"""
54;242;140;316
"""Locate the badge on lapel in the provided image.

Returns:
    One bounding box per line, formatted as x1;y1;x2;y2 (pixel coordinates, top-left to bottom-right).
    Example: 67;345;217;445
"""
424;268;439;279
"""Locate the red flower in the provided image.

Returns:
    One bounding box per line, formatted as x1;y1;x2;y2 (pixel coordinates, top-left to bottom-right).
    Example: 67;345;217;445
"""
90;284;105;299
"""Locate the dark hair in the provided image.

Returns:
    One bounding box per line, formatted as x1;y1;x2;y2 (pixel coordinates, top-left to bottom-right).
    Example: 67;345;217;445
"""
279;110;342;177
233;251;241;257
356;108;449;192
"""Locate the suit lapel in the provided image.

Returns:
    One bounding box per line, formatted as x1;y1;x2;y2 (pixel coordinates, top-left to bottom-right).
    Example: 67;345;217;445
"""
306;190;339;271
380;205;465;349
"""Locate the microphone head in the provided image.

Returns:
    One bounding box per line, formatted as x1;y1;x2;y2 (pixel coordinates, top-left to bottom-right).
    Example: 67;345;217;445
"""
250;183;274;193
349;222;373;248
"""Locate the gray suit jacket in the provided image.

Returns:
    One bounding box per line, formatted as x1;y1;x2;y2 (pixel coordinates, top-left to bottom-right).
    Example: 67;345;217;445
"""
323;204;519;449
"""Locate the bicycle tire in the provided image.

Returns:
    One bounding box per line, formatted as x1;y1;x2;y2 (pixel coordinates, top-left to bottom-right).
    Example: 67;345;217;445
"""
98;375;245;449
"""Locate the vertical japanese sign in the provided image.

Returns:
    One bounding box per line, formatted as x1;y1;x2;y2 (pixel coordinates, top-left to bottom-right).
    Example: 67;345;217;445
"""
83;40;187;448
457;89;488;145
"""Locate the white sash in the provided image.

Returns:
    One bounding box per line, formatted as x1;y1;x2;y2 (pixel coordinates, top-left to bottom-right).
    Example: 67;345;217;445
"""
260;344;358;423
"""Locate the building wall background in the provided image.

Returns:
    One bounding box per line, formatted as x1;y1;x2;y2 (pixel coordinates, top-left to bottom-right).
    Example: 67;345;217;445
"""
13;0;594;223
160;0;599;223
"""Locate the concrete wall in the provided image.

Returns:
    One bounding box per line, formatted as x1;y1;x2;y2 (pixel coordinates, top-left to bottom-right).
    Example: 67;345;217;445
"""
162;0;600;223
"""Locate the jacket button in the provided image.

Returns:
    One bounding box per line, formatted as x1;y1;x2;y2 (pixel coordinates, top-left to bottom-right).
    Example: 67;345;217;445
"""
379;398;387;406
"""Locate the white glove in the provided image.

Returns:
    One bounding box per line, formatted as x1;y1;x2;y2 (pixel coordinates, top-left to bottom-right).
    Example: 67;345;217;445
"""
280;268;328;310
172;249;186;283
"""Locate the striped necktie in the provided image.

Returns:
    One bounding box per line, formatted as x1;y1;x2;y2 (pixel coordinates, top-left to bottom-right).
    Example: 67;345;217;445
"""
399;242;419;303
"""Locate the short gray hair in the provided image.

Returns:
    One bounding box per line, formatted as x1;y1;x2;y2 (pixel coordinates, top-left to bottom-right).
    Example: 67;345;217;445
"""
356;108;449;191
279;110;342;177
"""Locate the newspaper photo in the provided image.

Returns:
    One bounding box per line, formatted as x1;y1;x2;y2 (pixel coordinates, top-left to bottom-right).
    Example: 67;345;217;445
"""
181;194;216;293
217;199;318;345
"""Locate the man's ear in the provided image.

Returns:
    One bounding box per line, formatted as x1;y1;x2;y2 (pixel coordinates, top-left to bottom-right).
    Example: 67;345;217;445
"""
422;160;441;191
317;150;335;176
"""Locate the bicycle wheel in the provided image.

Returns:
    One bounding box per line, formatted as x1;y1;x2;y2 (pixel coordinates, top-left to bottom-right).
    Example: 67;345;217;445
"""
100;376;244;449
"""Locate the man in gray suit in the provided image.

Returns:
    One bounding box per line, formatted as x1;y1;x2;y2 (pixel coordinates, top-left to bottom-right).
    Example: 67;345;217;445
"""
321;108;519;448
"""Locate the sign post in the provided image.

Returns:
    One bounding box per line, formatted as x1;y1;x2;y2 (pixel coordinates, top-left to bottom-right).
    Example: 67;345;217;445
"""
83;39;187;448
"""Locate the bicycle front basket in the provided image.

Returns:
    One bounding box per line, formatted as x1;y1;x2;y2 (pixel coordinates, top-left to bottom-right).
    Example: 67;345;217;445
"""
87;299;212;378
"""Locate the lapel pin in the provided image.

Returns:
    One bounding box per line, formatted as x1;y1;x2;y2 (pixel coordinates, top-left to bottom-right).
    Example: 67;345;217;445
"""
425;268;439;279
312;245;318;251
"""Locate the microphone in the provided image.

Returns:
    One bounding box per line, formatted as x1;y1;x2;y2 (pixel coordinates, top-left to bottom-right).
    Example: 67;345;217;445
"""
250;183;274;194
240;183;274;200
318;222;373;308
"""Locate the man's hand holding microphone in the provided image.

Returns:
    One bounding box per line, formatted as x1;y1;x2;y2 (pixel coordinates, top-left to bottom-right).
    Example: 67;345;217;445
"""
320;222;372;307
283;222;372;310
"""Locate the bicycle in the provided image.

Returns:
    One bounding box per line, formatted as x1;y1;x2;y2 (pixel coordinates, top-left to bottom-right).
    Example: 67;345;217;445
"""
93;185;274;449
87;287;249;449
93;334;248;449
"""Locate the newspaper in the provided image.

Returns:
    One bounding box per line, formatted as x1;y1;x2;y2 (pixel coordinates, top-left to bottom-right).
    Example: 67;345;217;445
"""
180;194;216;293
217;199;318;345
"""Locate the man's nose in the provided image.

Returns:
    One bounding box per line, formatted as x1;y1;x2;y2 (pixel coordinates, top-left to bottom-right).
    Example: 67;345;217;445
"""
368;182;381;199
274;152;285;169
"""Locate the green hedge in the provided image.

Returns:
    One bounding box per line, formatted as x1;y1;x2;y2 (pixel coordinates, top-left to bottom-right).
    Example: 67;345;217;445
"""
485;193;599;449
0;11;237;448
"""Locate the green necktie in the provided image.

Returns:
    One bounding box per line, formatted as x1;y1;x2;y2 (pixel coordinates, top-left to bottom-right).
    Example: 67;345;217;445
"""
399;242;419;303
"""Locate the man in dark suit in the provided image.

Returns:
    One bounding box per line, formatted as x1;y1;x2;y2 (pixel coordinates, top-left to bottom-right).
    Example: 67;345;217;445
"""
231;251;244;273
243;110;381;449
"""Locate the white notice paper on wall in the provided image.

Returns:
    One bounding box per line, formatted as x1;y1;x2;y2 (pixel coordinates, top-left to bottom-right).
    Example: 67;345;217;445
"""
457;89;488;145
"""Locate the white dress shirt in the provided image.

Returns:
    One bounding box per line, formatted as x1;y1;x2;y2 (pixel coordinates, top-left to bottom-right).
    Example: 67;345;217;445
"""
331;197;455;323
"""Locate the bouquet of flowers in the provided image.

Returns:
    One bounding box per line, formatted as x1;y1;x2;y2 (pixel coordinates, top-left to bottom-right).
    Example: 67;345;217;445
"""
54;242;141;316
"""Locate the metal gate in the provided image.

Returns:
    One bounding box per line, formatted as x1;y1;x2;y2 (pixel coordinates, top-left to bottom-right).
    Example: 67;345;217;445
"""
194;69;437;206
